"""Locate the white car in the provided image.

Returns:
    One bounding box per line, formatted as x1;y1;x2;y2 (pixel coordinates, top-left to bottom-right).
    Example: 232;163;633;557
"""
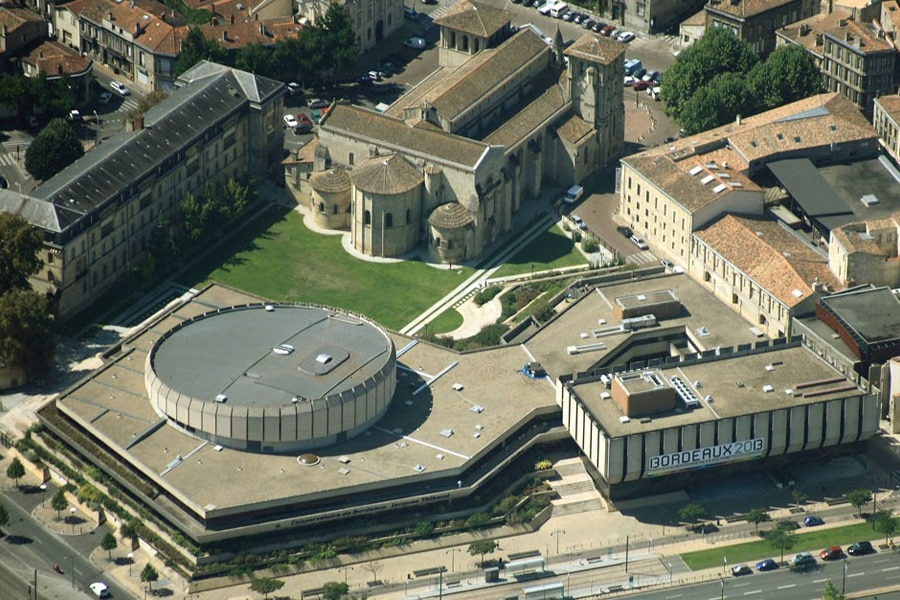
630;235;648;250
89;582;110;598
404;36;426;49
617;31;635;43
571;215;586;230
98;91;112;105
624;76;635;86
283;114;299;129
307;98;329;109
110;81;130;96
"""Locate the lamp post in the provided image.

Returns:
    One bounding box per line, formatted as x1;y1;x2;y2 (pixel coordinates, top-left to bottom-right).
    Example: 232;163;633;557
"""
39;484;47;507
446;548;461;572
666;562;673;584
340;565;353;583
128;553;134;576
720;578;725;600
842;558;848;596
552;529;566;555
69;507;77;534
723;556;727;575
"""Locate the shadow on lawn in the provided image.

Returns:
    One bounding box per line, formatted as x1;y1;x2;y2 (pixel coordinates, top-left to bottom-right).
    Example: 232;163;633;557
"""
503;229;575;268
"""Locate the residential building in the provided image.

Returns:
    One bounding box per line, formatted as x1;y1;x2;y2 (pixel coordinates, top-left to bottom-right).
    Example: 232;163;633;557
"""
0;62;285;318
829;0;882;21
54;0;184;91
679;9;707;47
609;0;708;35
874;94;900;162
21;41;93;105
290;0;625;264
829;215;900;287
0;4;47;62
705;0;819;56
295;0;403;52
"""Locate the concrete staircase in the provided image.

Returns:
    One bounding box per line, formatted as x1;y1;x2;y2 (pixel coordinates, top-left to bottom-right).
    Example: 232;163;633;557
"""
550;457;605;516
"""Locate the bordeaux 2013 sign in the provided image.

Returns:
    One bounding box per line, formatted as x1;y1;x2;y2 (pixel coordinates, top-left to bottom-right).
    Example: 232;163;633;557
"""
647;438;765;475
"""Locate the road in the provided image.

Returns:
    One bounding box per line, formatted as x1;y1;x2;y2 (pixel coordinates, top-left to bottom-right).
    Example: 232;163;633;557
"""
0;485;134;600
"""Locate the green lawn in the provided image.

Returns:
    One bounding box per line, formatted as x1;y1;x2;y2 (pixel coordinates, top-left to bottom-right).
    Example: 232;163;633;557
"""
177;206;472;331
427;307;465;335
681;521;884;569
491;224;586;279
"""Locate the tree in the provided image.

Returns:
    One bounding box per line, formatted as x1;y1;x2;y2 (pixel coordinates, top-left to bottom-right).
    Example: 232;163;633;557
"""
322;581;349;600
767;522;797;565
51;488;68;521
6;458;25;489
0;500;9;532
0;289;55;378
823;579;845;600
175;27;228;76
845;488;872;517
662;27;758;122
140;563;159;592
24;118;84;181
0;74;36;116
0;212;44;295
746;507;771;535
316;3;359;76
468;540;498;567
677;502;706;525
792;489;808;510
874;509;898;545
748;44;822;112
235;43;274;78
135;90;169;116
364;561;382;584
677;71;755;135
100;531;118;561
249;576;284;598
120;518;141;543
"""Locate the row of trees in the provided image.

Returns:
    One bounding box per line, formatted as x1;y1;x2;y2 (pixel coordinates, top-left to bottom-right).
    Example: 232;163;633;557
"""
0;73;76;121
662;27;822;135
175;4;358;82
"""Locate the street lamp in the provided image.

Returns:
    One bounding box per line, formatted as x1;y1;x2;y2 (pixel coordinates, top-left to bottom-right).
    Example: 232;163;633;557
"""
339;565;353;583
128;552;134;576
723;556;727;575
720;578;725;600
842;558;848;595
69;507;77;534
666;562;673;583
552;529;566;554
39;484;47;507
446;548;461;572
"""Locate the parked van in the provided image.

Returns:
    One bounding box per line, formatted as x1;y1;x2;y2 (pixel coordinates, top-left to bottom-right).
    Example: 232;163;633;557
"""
538;2;555;15
550;2;568;17
624;59;642;76
563;185;584;204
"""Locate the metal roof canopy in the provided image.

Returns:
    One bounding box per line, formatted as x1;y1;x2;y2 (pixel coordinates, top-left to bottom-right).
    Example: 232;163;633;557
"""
768;158;853;218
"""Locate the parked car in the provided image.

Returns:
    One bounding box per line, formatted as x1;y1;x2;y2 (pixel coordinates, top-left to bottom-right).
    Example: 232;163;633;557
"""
633;67;646;79
98;91;113;105
286;82;301;95
591;21;604;32
630;235;648;249
804;515;825;527
571;214;586;230
358;74;373;86
731;565;752;577
296;113;313;133
582;18;595;29
791;553;817;570
110;81;130;96
89;582;110;598
283;114;299;129
617;31;635;42
660;259;673;269
562;11;575;21
572;12;583;23
609;28;622;39
848;541;874;556
632;80;649;91
820;546;844;561
404;36;426;49
68;109;82;122
403;6;418;19
368;70;383;81
617;226;632;238
307;98;329;109
624;76;635;86
755;559;778;571
642;70;659;83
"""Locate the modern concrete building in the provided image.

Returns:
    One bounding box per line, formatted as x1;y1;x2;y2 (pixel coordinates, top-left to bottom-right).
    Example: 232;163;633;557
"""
291;0;625;264
705;0;819;56
0;62;285;318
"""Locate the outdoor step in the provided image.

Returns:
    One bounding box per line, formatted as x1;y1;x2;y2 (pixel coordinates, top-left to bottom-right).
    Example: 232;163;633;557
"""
553;460;588;477
551;480;597;496
551;498;605;516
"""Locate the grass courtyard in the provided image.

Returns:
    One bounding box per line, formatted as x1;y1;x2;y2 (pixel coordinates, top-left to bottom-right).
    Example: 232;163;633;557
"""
490;223;587;279
177;205;472;331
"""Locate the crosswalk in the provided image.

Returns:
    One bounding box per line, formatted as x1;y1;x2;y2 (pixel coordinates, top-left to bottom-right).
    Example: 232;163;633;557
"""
626;250;656;265
417;0;452;31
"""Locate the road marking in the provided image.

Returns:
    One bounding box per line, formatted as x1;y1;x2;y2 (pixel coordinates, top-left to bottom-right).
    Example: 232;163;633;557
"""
883;566;900;571
887;575;900;581
847;572;864;578
743;590;762;595
777;584;796;589
814;578;828;583
664;595;682;599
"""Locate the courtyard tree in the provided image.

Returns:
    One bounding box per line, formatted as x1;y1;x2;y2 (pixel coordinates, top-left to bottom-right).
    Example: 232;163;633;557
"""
0;212;43;294
677;502;707;526
768;522;797;564
140;563;159;592
25;118;84;181
175;27;228;76
677;71;755;135
0;74;36;117
6;457;25;489
50;488;68;521
0;500;8;533
468;540;498;568
748;44;822;112
0;289;55;378
746;507;771;535
120;518;141;544
100;531;118;561
322;581;349;600
249;576;284;598
845;488;872;517
874;509;898;546
316;3;359;76
792;488;808;511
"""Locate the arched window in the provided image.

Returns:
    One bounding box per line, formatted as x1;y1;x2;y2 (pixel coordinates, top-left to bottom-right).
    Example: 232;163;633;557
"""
319;202;325;212
462;36;469;52
435;236;441;247
385;213;393;228
406;209;411;224
364;210;371;225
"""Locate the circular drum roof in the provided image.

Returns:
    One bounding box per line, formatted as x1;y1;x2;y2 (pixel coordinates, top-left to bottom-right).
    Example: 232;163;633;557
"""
146;304;396;453
309;167;351;193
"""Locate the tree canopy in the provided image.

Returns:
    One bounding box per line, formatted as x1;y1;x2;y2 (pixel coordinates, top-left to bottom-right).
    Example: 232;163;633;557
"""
140;563;159;590
322;581;349;600
175;27;228;76
677;502;707;523
249;576;284;598
0;213;44;294
0;289;55;378
100;531;118;560
823;579;845;600
875;509;898;545
6;458;25;489
25;118;84;181
845;488;872;516
50;488;68;520
767;522;797;564
663;28;822;134
468;540;498;567
746;507;771;535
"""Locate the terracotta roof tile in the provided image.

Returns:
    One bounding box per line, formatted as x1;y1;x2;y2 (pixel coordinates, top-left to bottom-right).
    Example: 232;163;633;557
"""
875;94;900;119
777;10;850;55
0;4;43;27
23;41;92;76
683;9;706;25
483;74;567;147
65;0;182;54
554;112;594;146
696;215;842;307
350;154;422;195
199;20;274;48
309;167;350;193
433;0;511;37
824;17;893;51
706;0;798;19
831;216;900;255
428;201;473;228
564;32;626;65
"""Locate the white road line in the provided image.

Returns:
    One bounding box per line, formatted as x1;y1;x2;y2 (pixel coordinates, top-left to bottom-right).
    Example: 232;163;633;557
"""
743;590;762;595
777;584;796;589
813;578;828;583
847;572;864;578
882;566;900;571
664;595;683;599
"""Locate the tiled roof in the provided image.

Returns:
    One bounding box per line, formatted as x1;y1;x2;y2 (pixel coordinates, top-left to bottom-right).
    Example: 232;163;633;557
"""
422;29;549;121
0;4;43;27
0;190;70;233
428;202;473;228
351;154;422;195
433;0;510;37
22;41;92;77
555;113;594;146
883;0;900;33
683;9;707;26
831;216;900;255
65;0;182;54
482;73;567;147
322;104;489;168
777;10;850;55
824;17;893;52
696;215;842;307
875;94;900;119
564;33;625;65
705;0;797;19
199;19;276;49
309;167;350;193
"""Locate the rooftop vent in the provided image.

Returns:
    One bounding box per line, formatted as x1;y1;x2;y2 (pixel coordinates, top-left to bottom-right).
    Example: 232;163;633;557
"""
215;394;227;403
860;194;879;207
316;353;332;364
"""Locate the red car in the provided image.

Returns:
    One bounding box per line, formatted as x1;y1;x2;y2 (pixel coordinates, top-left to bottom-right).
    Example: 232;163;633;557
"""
296;113;313;133
600;25;615;36
632;80;649;91
820;546;844;561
